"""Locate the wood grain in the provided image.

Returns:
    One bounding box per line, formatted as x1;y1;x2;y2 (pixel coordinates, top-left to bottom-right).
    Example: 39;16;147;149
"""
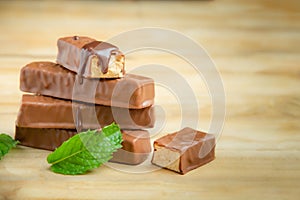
0;0;300;199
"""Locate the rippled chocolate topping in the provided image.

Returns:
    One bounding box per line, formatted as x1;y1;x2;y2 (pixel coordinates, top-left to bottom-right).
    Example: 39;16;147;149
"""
20;62;155;109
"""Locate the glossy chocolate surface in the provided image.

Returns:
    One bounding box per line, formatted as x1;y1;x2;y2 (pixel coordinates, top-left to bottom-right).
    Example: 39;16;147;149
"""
56;36;95;74
152;127;215;174
16;95;155;130
81;40;123;74
111;129;151;165
15;127;151;165
57;36;124;78
20;62;155;109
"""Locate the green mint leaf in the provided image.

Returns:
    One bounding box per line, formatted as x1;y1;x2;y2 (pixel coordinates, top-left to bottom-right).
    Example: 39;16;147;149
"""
47;123;123;175
0;133;19;160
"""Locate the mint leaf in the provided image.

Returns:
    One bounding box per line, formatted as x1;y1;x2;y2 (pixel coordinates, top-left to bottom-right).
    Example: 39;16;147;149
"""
0;133;19;160
47;123;123;175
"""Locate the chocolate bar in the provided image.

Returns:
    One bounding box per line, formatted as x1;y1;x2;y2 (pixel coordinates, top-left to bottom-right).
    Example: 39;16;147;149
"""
16;95;155;130
151;127;215;174
15;126;151;165
20;62;154;109
57;36;125;78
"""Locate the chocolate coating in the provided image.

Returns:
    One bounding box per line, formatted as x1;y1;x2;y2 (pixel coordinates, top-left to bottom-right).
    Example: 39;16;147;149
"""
81;40;122;74
15;127;151;165
20;62;155;109
15;126;77;151
152;127;215;174
56;36;95;74
16;95;155;130
57;36;124;78
111;130;151;165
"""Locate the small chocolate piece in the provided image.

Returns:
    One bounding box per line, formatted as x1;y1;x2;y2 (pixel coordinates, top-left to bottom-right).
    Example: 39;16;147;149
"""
111;130;151;165
20;62;154;109
15;126;151;165
57;36;125;78
16;95;155;130
151;127;215;174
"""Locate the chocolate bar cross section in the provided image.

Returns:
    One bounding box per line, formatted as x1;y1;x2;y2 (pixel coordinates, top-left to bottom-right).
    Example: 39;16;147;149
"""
57;36;125;78
152;127;215;174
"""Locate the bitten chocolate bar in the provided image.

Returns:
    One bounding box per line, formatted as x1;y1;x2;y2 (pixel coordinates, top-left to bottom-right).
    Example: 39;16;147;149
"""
57;36;125;78
16;95;155;130
15;127;151;165
20;62;154;109
151;127;215;174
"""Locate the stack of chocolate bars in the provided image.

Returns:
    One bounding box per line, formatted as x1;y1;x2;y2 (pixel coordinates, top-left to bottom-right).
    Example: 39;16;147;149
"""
15;36;155;165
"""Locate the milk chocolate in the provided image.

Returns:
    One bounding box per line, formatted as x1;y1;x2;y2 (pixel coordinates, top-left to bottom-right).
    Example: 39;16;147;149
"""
16;95;155;130
151;127;215;174
57;36;125;78
111;130;151;165
15;126;151;165
20;62;154;109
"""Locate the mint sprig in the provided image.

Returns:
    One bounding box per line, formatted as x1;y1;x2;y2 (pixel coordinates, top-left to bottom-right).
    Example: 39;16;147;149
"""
47;123;123;175
0;133;19;160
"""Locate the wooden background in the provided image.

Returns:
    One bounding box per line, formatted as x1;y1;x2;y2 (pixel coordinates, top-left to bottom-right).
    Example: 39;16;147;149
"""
0;0;299;199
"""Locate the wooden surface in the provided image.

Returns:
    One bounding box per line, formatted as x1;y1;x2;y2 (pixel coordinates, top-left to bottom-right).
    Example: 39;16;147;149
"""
0;0;300;199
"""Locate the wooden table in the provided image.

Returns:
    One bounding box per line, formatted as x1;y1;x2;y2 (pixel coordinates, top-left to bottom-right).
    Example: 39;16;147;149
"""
0;0;299;199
